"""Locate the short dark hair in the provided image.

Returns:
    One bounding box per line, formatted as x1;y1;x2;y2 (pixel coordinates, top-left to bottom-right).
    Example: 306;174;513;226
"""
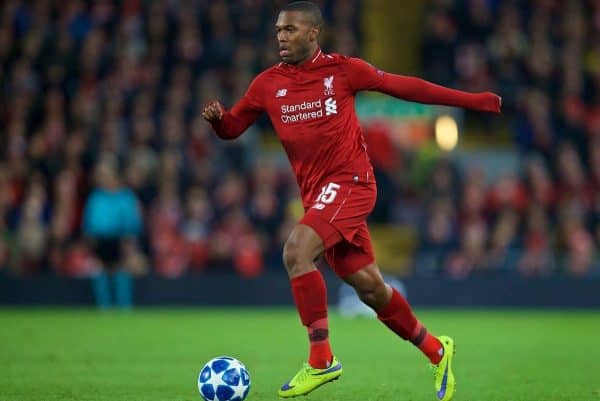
280;1;324;28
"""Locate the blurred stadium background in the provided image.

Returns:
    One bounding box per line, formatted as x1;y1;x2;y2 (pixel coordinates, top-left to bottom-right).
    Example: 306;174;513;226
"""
0;0;599;308
2;2;600;401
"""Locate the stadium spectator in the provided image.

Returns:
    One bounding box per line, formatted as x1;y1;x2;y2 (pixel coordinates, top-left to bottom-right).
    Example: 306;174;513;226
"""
180;186;212;271
14;173;49;274
518;206;555;277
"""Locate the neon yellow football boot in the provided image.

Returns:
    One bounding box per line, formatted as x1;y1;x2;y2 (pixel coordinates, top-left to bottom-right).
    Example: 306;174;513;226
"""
430;335;456;401
278;356;342;398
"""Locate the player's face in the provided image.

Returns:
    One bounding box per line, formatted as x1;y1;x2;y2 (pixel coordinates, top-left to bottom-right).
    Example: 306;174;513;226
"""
275;11;319;64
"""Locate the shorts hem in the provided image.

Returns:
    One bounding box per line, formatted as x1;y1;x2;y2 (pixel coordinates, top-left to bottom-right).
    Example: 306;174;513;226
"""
300;213;343;249
333;256;375;278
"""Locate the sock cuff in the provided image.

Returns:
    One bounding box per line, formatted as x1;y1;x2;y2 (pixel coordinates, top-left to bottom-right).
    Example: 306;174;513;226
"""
290;269;323;288
376;287;402;318
309;317;329;330
410;324;426;345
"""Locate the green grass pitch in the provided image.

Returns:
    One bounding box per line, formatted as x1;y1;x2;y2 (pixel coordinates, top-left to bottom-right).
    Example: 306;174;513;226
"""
1;308;599;401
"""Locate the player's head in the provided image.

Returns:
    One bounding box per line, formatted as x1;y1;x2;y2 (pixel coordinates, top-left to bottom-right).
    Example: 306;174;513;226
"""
276;1;323;65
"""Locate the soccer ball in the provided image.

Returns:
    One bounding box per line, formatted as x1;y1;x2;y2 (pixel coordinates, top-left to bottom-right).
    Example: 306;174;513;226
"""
197;356;251;401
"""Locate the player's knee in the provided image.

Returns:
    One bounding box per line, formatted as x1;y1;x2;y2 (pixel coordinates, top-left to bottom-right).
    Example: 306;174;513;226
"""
357;288;380;308
282;240;296;271
282;239;309;275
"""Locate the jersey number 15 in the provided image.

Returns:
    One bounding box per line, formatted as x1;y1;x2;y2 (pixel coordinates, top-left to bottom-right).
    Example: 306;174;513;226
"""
317;182;341;204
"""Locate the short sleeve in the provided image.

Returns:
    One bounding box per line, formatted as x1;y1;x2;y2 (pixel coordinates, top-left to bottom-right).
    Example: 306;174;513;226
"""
344;57;386;92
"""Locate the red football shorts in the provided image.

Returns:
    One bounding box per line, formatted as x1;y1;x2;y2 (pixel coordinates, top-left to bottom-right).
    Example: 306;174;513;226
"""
300;171;377;278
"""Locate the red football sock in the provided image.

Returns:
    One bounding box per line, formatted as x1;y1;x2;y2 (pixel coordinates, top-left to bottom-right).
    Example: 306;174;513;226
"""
290;270;332;369
376;288;443;364
414;327;444;365
307;317;331;368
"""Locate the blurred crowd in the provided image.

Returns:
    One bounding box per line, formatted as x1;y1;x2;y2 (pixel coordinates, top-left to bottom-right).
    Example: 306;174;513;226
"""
417;0;600;277
0;0;360;278
2;0;599;280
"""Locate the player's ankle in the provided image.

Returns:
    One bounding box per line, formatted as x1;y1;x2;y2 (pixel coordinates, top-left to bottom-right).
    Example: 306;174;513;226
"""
422;335;444;364
308;352;332;369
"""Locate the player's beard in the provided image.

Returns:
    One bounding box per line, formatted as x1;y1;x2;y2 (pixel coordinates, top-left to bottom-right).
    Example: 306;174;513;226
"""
286;43;313;65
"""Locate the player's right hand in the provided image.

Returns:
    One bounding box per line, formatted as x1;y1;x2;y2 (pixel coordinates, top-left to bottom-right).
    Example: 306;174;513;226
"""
201;101;224;122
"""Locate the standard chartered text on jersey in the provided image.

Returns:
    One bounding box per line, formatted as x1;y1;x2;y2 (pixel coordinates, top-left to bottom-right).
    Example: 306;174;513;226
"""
281;99;324;123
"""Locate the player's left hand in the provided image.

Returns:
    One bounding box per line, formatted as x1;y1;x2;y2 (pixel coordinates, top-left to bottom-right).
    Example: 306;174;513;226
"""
495;94;502;112
481;92;502;113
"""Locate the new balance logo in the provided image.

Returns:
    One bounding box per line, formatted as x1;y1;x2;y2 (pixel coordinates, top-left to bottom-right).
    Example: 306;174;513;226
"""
276;89;287;98
325;97;337;115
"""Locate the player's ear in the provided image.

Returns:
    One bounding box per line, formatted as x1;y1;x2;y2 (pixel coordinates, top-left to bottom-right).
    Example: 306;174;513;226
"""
309;26;320;42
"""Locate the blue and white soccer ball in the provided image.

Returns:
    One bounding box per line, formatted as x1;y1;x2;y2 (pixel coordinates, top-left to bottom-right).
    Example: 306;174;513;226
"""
197;356;251;401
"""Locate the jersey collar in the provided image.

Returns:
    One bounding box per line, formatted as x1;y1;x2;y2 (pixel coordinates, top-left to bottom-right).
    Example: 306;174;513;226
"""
281;47;325;70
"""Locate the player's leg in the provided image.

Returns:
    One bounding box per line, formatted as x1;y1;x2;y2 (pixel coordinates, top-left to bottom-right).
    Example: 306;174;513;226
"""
279;174;373;397
282;223;325;278
342;263;445;362
282;223;332;368
278;223;343;398
332;228;455;401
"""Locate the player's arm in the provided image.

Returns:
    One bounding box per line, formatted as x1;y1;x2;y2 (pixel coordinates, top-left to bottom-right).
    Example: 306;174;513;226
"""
202;97;263;140
202;77;265;139
345;58;501;113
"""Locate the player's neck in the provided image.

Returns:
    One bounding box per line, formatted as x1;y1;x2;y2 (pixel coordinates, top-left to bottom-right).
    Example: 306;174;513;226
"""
292;46;321;67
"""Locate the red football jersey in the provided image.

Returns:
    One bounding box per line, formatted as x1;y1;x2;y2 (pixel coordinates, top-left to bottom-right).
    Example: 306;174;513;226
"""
214;50;386;205
210;49;501;207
